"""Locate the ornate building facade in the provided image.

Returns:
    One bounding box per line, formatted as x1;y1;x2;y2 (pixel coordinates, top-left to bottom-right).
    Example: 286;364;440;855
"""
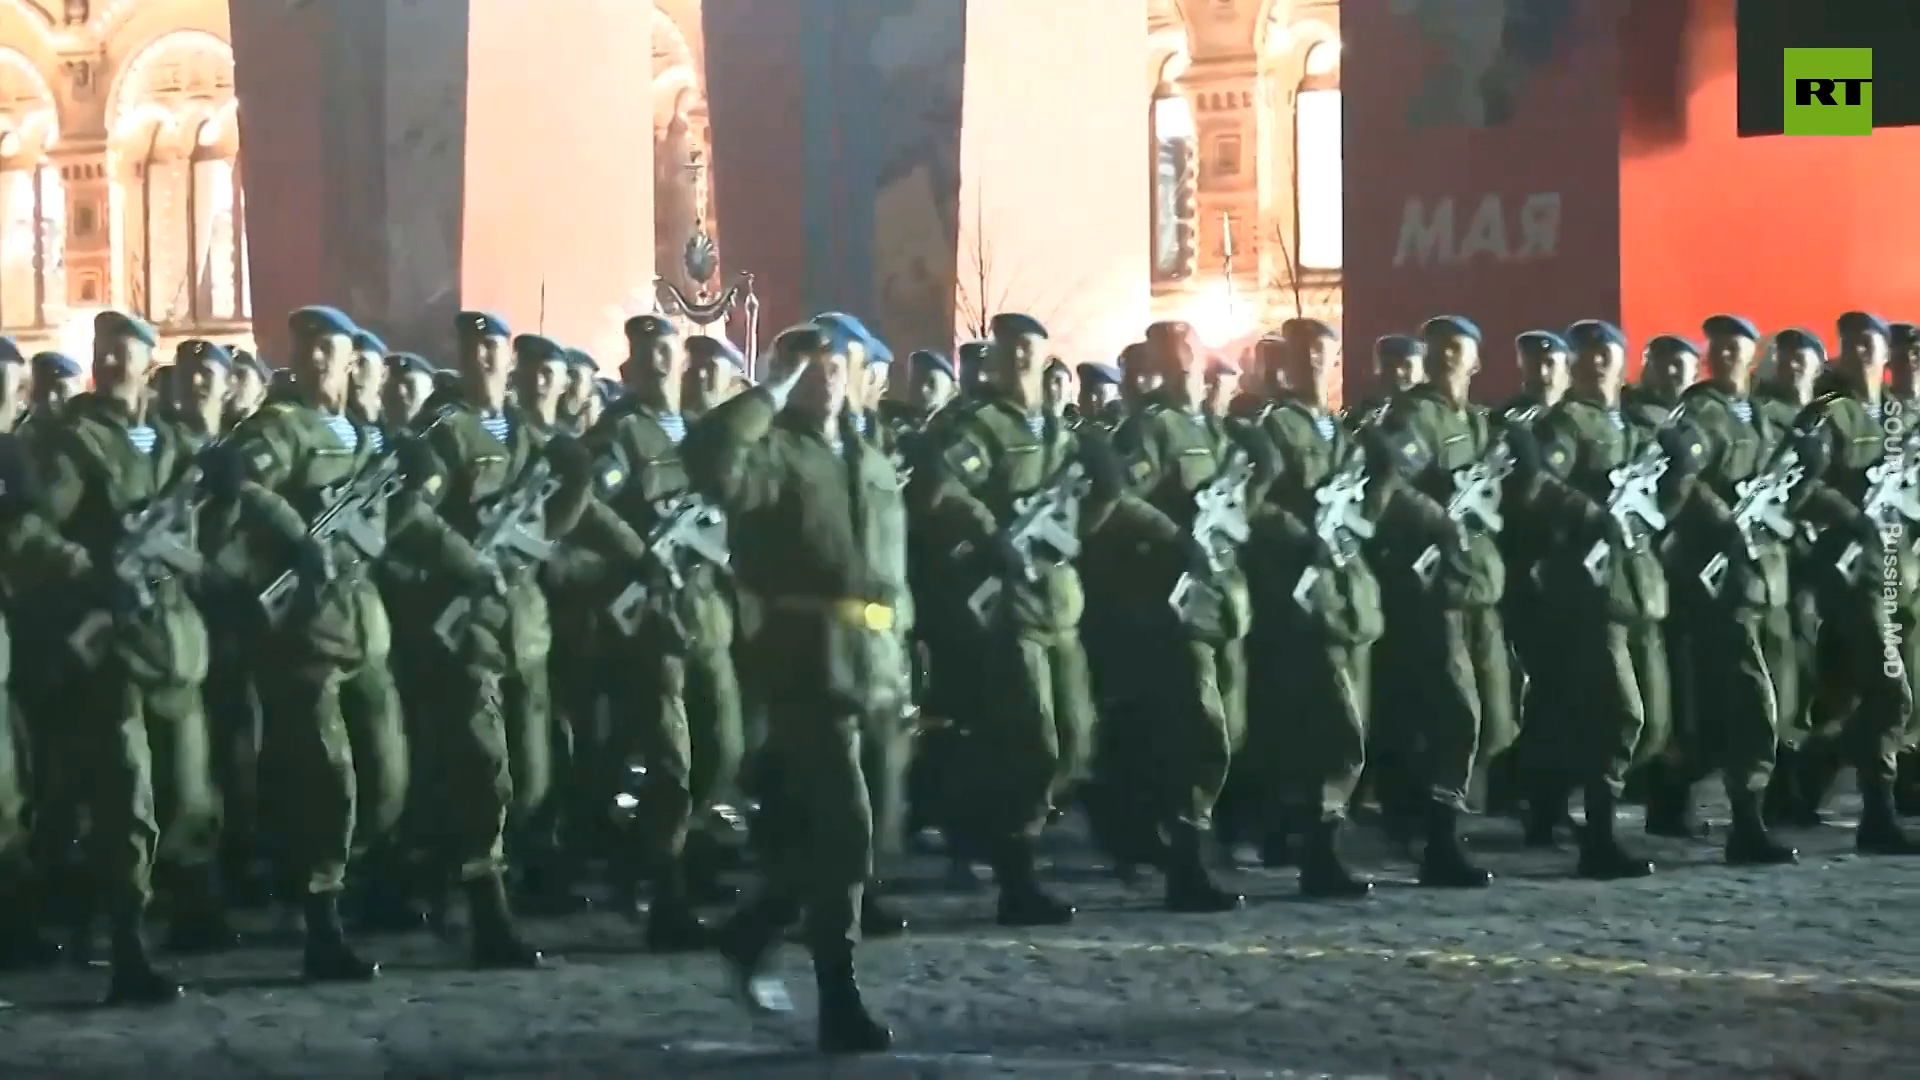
0;0;1334;358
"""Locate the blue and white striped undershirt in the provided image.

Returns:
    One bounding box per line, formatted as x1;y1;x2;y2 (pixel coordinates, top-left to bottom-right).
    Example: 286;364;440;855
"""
657;413;686;445
126;425;156;454
1730;399;1753;425
480;412;510;442
1313;413;1336;442
1607;409;1626;432
323;414;361;452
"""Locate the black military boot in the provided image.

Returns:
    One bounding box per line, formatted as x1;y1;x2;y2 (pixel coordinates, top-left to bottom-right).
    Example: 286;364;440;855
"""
514;851;594;917
301;892;379;982
992;837;1074;927
714;892;799;1013
683;829;741;905
104;914;182;1006
1723;790;1797;866
1417;801;1492;888
1297;817;1371;899
1793;741;1843;826
1762;748;1801;827
1643;762;1709;839
1523;776;1572;848
813;942;892;1055
465;874;543;969
1856;777;1920;855
1576;784;1655;880
0;882;62;971
860;886;908;939
164;865;238;955
643;864;710;953
1163;823;1243;913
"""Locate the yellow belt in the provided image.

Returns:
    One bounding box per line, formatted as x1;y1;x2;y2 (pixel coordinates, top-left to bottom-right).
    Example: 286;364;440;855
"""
772;596;895;632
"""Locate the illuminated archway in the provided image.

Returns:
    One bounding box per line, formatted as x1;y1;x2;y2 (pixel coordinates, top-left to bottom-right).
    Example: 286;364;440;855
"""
0;44;62;331
106;28;247;328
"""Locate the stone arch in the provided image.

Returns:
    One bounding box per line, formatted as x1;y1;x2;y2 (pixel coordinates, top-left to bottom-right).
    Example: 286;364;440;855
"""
652;4;717;300
0;42;61;331
1150;45;1197;289
106;25;245;328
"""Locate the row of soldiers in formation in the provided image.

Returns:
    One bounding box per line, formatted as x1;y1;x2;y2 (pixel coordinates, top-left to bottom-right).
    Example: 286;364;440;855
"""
0;302;1917;1054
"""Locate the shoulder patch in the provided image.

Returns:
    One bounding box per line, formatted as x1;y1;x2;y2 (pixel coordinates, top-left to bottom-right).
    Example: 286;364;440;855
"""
943;438;989;481
423;474;443;495
1129;457;1153;482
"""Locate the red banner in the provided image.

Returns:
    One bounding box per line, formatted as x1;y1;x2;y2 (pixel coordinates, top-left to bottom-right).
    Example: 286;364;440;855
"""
1343;0;1624;401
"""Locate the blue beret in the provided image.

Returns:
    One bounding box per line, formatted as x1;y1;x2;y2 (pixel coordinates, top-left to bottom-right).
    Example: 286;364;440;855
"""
1375;333;1427;361
232;348;268;377
687;335;744;372
1702;314;1759;341
0;336;19;365
957;340;991;366
908;349;954;379
457;311;511;340
94;310;158;347
1645;334;1699;358
176;339;233;367
1566;319;1626;350
1281;318;1339;341
1421;315;1481;343
865;337;894;367
1774;328;1826;360
563;347;599;370
385;351;434;376
289;305;359;340
31;351;82;378
624;314;674;340
1838;311;1890;338
350;329;387;354
1515;330;1570;357
990;313;1049;340
1077;361;1121;386
512;333;565;365
772;324;828;356
1892;323;1919;349
431;368;461;390
812;311;870;340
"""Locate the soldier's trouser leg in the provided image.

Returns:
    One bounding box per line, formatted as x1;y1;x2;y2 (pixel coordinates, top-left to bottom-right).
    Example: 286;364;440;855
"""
339;662;410;858
858;708;912;868
1045;636;1099;801
1419;607;1494;807
502;660;554;828
203;631;260;894
759;701;871;952
1162;637;1239;831
686;646;746;819
1625;623;1672;769
0;691;25;875
616;651;694;874
1302;642;1371;819
1694;610;1785;797
432;666;513;885
547;636;604;852
960;633;1062;844
87;679;220;920
260;667;356;897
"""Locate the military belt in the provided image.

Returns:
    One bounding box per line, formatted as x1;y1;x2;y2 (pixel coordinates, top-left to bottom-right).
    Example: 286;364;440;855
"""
770;595;896;632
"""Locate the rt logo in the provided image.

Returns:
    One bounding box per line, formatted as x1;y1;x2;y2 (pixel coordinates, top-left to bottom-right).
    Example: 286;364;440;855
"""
1785;48;1872;136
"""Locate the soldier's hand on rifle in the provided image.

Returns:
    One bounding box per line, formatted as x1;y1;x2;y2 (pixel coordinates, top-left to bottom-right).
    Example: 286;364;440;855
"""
1657;425;1703;477
294;536;335;591
472;551;509;596
544;433;593;485
1505;423;1544;477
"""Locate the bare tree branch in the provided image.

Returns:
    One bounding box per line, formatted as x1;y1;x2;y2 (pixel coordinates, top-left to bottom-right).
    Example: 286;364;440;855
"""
953;190;1098;346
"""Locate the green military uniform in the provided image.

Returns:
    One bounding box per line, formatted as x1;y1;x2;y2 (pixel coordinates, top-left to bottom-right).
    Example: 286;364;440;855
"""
1371;382;1514;842
214;366;411;970
1243;395;1382;895
1663;371;1800;860
1790;370;1920;852
1518;343;1700;878
1103;390;1251;910
2;378;219;998
915;384;1175;918
1489;378;1557;825
683;377;905;1051
578;390;742;941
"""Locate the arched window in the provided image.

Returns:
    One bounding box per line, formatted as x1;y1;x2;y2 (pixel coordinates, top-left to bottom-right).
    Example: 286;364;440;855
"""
1150;72;1197;283
190;117;245;322
1294;40;1341;272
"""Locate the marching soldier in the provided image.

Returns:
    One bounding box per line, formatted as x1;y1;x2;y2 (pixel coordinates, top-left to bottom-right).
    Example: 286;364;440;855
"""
348;331;389;438
1347;331;1429;423
1786;312;1920;855
204;307;413;980
1103;319;1254;913
560;348;602;433
1367;317;1511;886
1073;361;1122;429
689;324;904;1054
382;353;439;432
684;335;748;422
578;314;742;948
1511;318;1702;879
19;350;84;450
226;349;271;428
385;311;603;968
2;311;225;1003
880;349;957;437
1242;318;1385;897
1659;314;1799;864
914;313;1175;923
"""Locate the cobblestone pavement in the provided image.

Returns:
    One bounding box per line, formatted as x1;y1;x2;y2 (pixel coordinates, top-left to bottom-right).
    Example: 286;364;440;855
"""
3;799;1918;1078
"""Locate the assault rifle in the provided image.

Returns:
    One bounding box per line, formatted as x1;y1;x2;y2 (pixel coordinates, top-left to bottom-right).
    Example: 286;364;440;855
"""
1836;426;1920;579
432;455;561;648
607;493;731;637
257;426;430;625
1170;447;1256;625
70;458;211;666
1698;445;1804;597
962;459;1090;626
1291;456;1373;610
1411;407;1536;585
